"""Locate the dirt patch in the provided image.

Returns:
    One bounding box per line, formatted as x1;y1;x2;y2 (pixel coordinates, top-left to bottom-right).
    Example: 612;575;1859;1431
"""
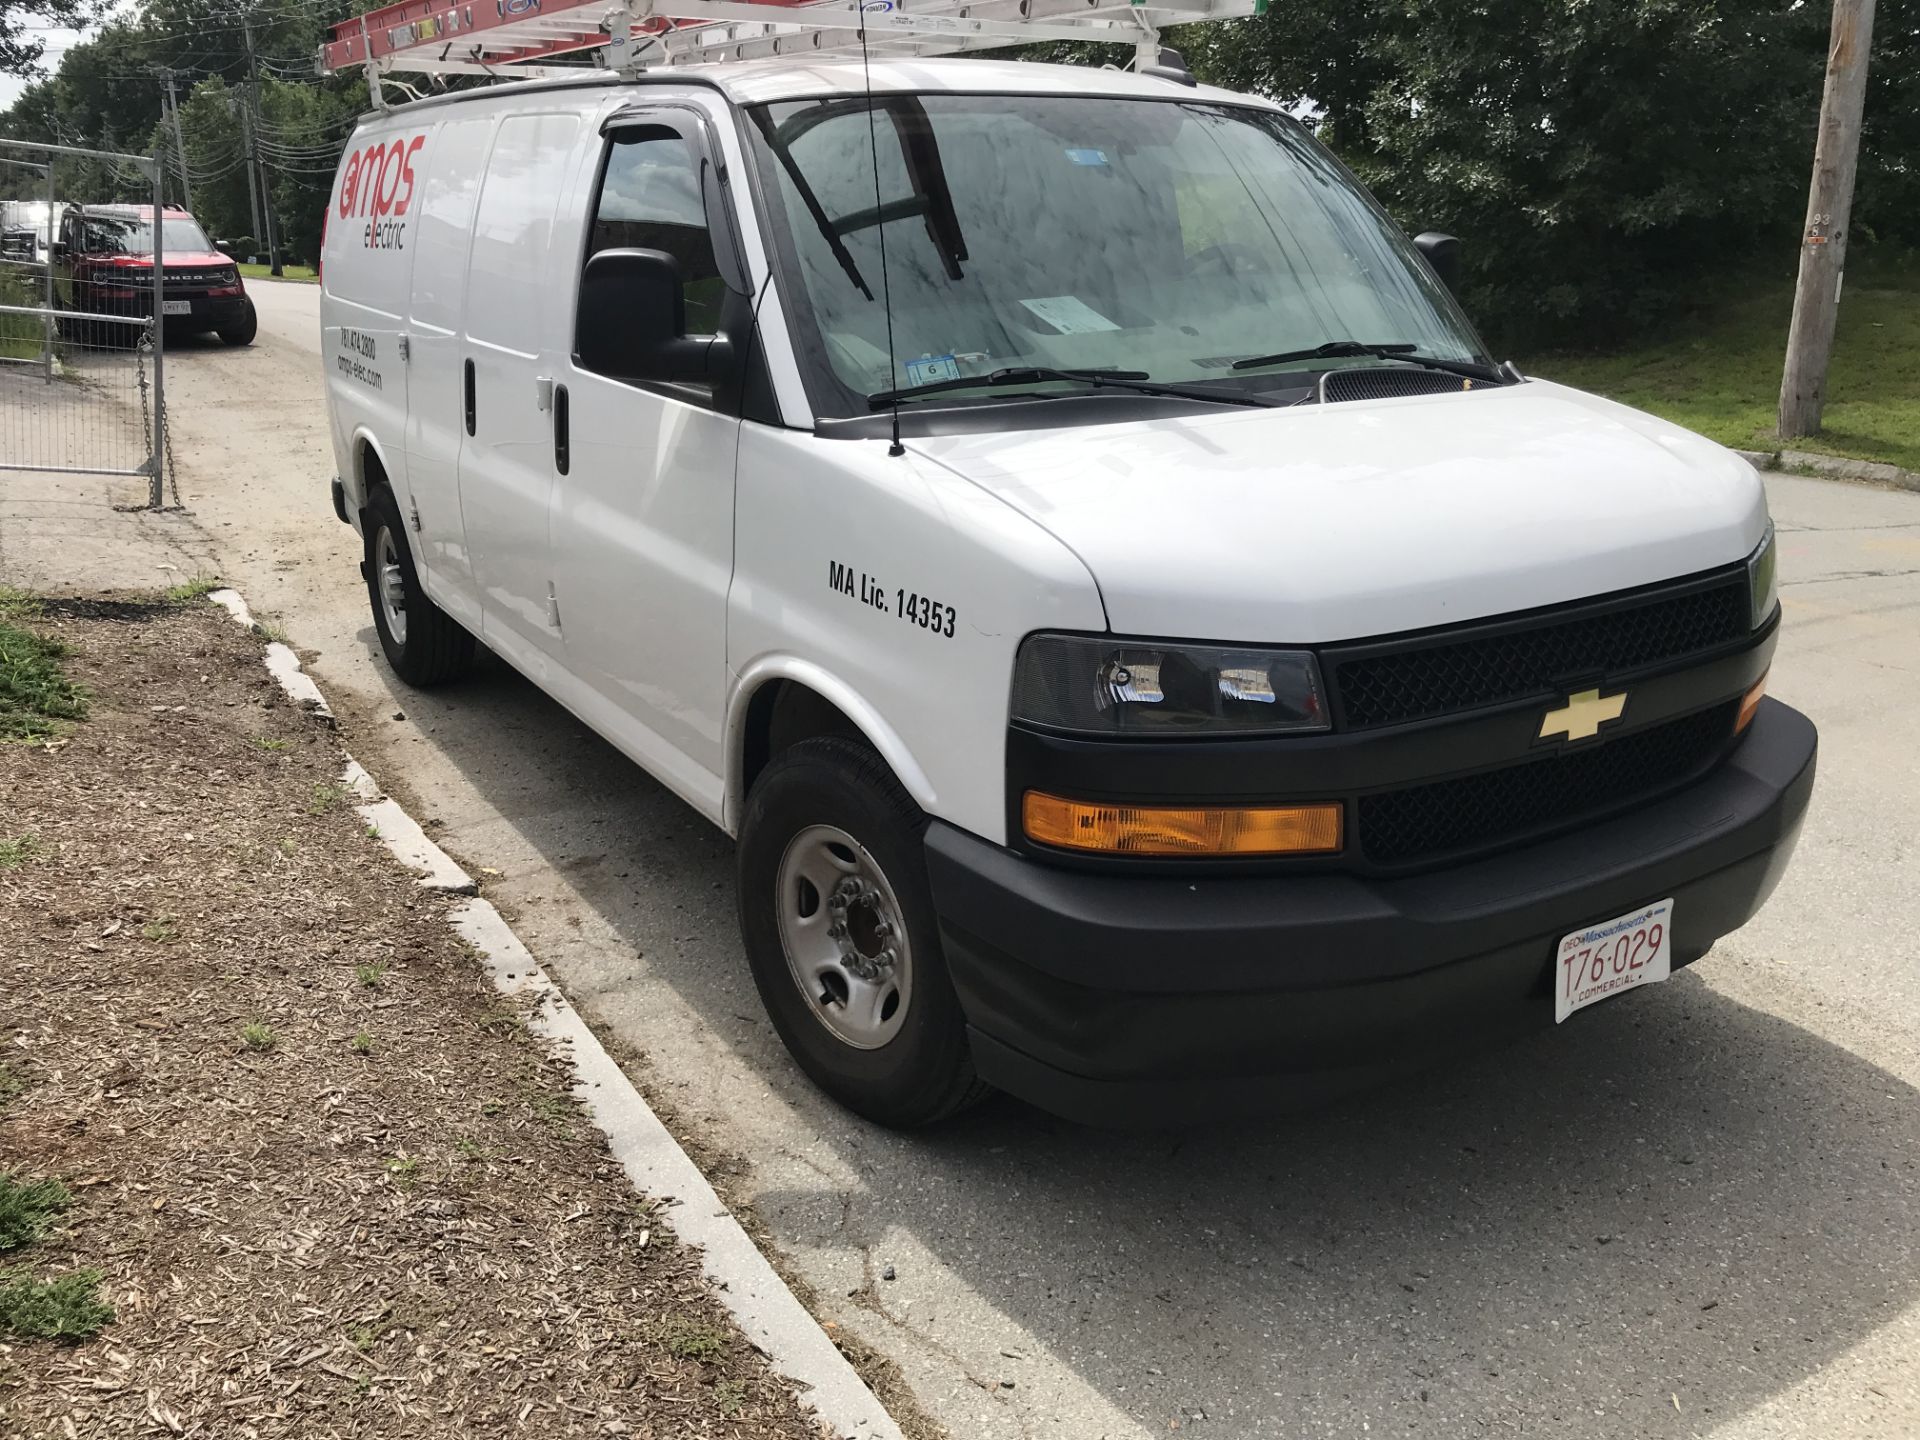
0;599;825;1438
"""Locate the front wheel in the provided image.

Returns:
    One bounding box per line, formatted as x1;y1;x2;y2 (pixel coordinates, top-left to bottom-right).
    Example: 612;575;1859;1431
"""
218;299;257;347
362;485;474;686
738;737;988;1128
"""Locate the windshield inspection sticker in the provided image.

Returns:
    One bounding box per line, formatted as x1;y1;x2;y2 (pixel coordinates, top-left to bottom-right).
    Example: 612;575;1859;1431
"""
904;354;962;386
1064;147;1109;166
1018;295;1121;335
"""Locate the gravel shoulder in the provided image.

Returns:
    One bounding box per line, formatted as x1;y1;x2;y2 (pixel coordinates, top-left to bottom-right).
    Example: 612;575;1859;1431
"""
0;596;822;1439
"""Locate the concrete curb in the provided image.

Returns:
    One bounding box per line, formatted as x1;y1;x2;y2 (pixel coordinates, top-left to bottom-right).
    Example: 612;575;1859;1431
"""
1735;447;1920;495
205;588;903;1440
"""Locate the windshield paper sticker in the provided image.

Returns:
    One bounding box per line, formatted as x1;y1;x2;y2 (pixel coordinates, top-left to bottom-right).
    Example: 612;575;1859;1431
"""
1018;295;1121;335
904;354;962;386
1064;148;1109;166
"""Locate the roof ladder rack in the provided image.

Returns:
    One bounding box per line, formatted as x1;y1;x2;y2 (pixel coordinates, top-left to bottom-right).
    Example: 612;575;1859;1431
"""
320;0;1262;98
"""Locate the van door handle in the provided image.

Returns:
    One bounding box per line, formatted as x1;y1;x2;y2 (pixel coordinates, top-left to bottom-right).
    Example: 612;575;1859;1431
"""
553;384;569;476
463;359;476;436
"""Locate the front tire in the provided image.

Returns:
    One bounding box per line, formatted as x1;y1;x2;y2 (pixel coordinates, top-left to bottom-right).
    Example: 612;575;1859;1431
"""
738;737;988;1128
362;485;473;686
218;299;257;347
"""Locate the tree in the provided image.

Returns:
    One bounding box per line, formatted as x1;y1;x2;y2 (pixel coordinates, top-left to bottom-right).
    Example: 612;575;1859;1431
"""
1192;0;1839;349
1;0;98;78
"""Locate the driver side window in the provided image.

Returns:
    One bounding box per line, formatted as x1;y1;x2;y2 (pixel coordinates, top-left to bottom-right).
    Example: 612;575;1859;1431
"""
587;127;725;338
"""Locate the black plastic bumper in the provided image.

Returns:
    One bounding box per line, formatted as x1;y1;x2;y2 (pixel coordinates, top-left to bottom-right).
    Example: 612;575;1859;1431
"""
926;699;1817;1125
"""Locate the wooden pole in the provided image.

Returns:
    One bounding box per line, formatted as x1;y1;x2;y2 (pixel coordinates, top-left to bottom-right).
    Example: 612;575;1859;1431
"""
1778;0;1876;440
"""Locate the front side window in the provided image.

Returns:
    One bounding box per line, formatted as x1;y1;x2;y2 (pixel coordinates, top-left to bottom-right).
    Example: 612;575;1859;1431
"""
745;94;1489;417
586;128;725;339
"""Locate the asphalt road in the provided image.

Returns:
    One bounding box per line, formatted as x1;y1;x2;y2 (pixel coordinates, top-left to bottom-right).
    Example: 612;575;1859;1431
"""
155;279;1919;1439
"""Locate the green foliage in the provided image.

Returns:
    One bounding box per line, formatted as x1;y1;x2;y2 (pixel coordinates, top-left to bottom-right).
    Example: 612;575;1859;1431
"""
0;1176;70;1252
0;1267;114;1340
1536;255;1920;471
0;0;95;79
239;1020;277;1052
163;573;221;603
0;834;40;869
0;617;86;742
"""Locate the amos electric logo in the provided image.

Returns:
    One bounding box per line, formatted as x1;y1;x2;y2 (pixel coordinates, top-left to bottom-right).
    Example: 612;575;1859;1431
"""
338;134;426;251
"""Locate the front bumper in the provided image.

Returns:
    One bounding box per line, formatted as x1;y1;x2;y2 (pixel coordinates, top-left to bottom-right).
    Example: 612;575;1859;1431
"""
75;292;249;332
926;698;1816;1125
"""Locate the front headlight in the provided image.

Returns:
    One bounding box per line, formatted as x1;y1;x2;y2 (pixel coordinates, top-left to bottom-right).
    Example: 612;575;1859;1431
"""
1747;521;1778;628
1011;633;1329;737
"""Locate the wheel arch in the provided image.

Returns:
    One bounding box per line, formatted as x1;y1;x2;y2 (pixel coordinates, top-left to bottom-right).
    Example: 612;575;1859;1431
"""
346;426;397;514
726;659;937;834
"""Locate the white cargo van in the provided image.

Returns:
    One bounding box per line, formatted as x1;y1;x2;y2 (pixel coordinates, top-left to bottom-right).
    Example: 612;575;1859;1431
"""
320;58;1814;1127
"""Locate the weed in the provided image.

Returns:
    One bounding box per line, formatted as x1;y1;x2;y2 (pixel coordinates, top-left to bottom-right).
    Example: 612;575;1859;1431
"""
162;573;221;604
713;1378;748;1417
0;1176;70;1252
479;1098;505;1116
0;618;86;742
476;1010;523;1034
0;1064;24;1113
308;783;346;815
0;1267;113;1340
140;915;179;942
239;1021;277;1053
277;836;297;857
355;962;387;990
0;588;39;620
658;1317;727;1363
454;1137;487;1161
251;736;289;753
254;620;289;644
384;1156;420;1192
350;1031;373;1056
0;834;39;868
364;822;381;840
526;1091;576;1131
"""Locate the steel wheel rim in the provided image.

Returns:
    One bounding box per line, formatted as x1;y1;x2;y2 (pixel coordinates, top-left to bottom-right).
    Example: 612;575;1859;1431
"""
375;526;408;646
774;824;912;1051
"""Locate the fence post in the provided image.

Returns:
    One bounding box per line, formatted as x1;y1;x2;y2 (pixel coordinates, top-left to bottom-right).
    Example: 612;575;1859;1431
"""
42;159;54;384
148;153;166;510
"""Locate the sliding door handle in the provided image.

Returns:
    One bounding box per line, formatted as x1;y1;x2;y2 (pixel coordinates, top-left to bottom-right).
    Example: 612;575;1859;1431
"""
463;358;476;436
553;384;569;476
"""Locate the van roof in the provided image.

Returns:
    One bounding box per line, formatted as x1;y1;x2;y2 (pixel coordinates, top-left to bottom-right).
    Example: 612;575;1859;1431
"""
362;57;1267;119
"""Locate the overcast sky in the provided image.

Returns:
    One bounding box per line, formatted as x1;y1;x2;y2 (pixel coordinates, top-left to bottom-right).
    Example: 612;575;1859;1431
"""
4;24;92;109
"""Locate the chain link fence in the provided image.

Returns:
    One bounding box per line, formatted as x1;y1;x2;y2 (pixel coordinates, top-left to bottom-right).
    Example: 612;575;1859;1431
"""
0;138;170;508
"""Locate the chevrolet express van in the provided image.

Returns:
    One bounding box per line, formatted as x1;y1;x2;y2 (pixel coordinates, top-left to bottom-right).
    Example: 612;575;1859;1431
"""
320;58;1815;1127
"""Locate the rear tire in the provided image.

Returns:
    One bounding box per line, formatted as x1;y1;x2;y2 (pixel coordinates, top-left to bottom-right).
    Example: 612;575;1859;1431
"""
738;736;988;1128
218;299;257;347
362;484;474;686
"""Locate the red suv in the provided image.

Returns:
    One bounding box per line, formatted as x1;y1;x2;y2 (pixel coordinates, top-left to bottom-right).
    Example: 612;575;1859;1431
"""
55;203;257;346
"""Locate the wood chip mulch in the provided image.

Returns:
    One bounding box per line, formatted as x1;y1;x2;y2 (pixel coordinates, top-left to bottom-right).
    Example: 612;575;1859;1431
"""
0;598;826;1439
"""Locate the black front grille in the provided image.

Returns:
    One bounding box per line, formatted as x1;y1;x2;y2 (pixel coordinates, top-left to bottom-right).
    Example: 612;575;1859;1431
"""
1358;703;1737;866
1331;573;1750;730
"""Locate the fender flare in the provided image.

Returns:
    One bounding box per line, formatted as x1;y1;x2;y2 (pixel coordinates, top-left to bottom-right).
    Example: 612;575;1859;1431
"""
724;655;937;834
345;425;398;515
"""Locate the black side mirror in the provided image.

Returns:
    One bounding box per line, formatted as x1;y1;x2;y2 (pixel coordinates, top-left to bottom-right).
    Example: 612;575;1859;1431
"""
576;247;731;384
1414;232;1461;292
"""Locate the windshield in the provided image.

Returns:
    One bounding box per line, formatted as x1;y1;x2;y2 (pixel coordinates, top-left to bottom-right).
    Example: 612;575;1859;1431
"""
79;215;214;256
746;94;1488;416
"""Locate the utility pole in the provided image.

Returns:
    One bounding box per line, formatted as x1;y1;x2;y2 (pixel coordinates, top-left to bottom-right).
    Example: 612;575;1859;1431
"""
1778;0;1877;439
240;17;283;276
232;91;263;253
158;68;193;215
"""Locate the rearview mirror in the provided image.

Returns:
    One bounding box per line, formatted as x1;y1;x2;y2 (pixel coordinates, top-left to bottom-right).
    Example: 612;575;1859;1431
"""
576;247;731;384
1414;232;1461;293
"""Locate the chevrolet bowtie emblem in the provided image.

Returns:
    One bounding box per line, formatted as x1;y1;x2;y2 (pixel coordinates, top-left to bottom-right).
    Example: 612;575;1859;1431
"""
1539;687;1627;743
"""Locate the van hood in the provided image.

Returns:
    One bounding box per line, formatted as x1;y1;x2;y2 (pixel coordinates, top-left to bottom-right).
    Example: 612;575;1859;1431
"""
908;379;1768;644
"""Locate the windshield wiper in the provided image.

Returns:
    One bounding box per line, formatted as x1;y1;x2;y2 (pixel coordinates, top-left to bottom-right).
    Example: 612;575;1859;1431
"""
869;366;1275;410
1231;340;1506;384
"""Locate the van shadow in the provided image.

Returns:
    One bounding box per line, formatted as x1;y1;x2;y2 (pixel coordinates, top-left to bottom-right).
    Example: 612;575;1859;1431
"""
350;636;1919;1438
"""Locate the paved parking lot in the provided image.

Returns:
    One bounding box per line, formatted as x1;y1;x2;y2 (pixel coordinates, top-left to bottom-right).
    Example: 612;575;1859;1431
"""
24;278;1913;1439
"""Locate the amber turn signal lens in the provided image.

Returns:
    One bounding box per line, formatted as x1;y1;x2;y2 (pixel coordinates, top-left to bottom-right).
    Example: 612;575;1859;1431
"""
1735;671;1769;734
1023;792;1343;857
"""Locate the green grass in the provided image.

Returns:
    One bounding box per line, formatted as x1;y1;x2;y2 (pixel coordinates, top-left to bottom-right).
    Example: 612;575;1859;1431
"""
162;573;222;604
0;1267;113;1340
0;1176;70;1252
0;617;86;742
239;1021;277;1053
0;834;40;868
237;263;317;283
1533;256;1920;473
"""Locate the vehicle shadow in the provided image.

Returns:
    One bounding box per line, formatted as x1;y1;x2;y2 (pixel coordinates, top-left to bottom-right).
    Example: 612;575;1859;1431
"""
341;634;1918;1439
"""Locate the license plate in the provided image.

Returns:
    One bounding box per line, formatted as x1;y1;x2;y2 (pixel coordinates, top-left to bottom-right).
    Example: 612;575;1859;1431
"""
161;299;192;316
1554;899;1673;1023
